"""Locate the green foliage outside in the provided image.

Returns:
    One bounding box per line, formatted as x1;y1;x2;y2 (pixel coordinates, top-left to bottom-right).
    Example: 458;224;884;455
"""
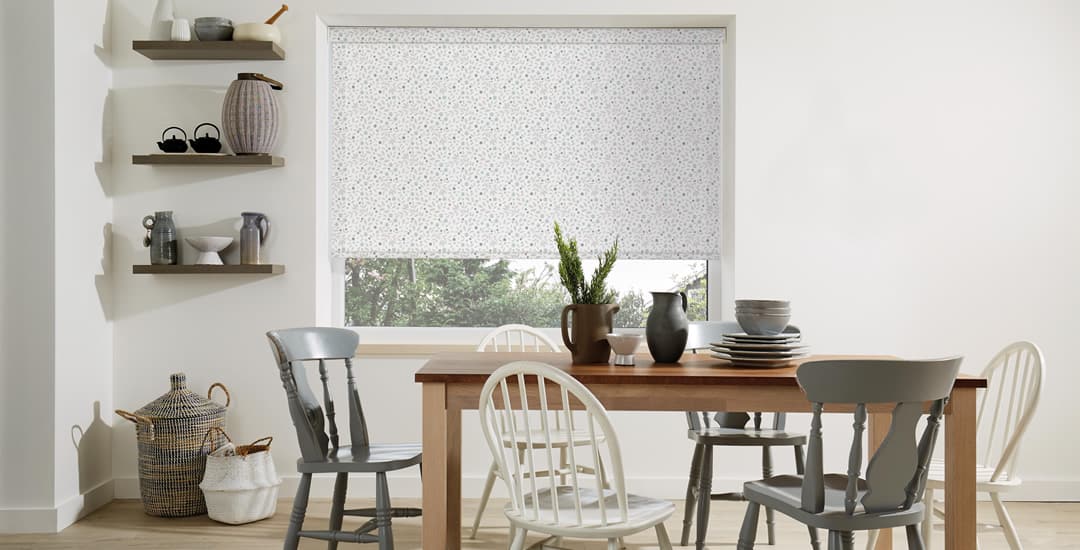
344;258;708;328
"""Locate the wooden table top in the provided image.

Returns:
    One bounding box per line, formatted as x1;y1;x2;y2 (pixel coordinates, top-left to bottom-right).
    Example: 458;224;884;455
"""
414;352;987;388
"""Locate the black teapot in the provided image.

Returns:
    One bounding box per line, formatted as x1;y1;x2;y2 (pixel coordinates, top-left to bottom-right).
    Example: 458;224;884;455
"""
157;126;188;153
189;123;223;154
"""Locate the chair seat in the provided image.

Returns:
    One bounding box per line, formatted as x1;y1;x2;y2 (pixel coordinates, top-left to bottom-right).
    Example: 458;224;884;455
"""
297;443;422;473
688;427;807;446
925;458;1020;490
506;486;674;537
743;474;924;531
501;429;603;449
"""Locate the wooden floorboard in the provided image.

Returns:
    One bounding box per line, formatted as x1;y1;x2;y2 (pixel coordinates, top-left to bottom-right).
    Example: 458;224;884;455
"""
2;498;1077;549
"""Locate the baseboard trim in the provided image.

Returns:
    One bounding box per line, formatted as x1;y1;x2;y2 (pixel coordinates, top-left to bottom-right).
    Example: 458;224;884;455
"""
112;474;1080;502
0;479;114;534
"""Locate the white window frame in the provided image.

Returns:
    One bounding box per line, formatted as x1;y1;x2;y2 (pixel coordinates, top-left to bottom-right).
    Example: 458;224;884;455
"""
316;14;737;349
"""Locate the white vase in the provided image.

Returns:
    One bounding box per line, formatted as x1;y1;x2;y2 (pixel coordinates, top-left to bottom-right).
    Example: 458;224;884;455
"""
150;0;175;40
171;19;191;41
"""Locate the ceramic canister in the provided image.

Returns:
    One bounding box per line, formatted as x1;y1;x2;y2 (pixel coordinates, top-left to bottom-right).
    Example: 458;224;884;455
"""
221;73;283;155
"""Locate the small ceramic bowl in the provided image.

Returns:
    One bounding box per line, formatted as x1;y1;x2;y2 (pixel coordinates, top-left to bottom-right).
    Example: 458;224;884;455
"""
194;17;234;41
736;311;791;336
185;236;234;265
736;299;790;308
606;333;643;366
233;22;281;44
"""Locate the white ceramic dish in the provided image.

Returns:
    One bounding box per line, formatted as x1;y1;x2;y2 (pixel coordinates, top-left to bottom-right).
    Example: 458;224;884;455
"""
710;347;809;357
710;352;802;366
711;341;807;351
606;333;643;366
723;332;801;341
185;236;234;265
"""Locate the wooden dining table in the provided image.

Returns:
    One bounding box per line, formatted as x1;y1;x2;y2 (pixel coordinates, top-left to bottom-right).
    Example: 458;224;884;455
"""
415;352;987;550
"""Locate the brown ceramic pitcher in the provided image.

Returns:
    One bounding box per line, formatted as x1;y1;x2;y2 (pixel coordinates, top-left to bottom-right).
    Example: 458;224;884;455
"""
560;303;620;364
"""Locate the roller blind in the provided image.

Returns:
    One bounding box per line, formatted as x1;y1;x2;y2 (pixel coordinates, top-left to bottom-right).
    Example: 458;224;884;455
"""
329;27;724;259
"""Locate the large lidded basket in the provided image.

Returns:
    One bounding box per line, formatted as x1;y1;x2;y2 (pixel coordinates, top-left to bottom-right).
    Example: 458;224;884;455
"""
116;373;230;517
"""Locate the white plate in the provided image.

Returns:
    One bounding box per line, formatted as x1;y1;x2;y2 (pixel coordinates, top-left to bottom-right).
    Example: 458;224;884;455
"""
710;341;808;351
723;332;801;341
710;347;809;358
710;353;799;368
722;336;802;345
712;352;807;365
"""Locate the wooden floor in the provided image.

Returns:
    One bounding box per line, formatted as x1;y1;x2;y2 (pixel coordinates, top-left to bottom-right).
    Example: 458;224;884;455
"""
2;498;1077;549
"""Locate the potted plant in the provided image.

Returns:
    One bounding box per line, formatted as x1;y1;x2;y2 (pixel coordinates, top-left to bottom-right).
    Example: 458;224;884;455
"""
555;222;620;364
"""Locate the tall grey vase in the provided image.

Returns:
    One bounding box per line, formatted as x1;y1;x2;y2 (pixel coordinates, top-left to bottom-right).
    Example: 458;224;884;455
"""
221;73;283;155
646;291;689;363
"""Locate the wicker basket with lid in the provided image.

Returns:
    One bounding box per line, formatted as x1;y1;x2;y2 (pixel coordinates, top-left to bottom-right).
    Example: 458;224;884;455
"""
116;372;230;517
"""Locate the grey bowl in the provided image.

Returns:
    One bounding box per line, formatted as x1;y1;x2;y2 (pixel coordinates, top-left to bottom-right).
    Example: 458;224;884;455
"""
736;299;790;308
194;17;234;41
736;311;791;336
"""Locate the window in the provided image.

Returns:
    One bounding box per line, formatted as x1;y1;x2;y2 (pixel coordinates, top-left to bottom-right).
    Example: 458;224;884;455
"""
344;258;707;328
328;26;725;333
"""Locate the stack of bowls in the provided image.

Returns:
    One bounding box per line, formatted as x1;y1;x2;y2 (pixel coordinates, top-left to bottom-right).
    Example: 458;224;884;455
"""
735;299;791;335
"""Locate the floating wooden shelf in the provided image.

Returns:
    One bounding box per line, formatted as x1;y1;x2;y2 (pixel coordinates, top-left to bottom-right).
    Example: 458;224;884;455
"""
132;154;284;166
133;40;285;60
133;264;285;275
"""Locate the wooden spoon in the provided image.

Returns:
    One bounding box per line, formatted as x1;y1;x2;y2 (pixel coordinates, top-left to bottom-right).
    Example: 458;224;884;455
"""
265;4;288;25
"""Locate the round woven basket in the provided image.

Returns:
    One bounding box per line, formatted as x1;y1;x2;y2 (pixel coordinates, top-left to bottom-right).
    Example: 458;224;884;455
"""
116;373;230;517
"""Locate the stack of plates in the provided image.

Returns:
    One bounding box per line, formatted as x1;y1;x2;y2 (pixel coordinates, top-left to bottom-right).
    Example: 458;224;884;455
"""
710;332;809;368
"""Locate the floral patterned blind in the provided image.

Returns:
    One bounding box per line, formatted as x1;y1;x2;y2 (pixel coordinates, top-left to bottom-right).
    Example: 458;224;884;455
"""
329;27;724;259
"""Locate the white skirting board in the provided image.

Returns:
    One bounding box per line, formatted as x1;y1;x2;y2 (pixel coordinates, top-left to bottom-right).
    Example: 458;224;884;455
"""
0;479;114;534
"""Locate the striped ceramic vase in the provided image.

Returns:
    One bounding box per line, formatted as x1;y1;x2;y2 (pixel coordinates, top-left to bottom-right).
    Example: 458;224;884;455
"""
221;73;283;155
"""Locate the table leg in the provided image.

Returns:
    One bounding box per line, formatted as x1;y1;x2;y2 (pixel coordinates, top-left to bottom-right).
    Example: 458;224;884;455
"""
945;388;977;550
422;383;447;550
869;412;893;550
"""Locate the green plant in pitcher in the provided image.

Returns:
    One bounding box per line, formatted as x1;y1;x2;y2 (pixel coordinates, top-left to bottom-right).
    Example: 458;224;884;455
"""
554;221;618;304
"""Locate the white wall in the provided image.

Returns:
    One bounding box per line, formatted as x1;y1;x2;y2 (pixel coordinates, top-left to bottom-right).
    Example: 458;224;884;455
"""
106;0;1080;505
51;0;115;528
0;0;58;521
0;0;114;533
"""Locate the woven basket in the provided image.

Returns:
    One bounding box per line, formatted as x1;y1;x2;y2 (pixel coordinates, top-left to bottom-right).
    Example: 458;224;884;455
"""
200;427;281;525
116;373;230;517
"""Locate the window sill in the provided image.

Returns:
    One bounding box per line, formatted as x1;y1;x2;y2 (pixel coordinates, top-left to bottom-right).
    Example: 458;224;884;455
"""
354;343;477;358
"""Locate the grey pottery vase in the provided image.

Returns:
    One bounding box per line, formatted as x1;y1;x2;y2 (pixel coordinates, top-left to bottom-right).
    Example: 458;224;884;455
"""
221;73;283;155
646;291;689;363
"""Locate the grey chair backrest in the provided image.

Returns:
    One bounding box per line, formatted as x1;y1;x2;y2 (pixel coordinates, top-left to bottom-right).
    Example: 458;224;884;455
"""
686;411;785;431
796;357;963;515
267;327;367;462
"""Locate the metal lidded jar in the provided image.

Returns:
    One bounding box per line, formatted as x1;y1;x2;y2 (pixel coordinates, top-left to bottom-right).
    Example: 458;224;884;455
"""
116;373;230;517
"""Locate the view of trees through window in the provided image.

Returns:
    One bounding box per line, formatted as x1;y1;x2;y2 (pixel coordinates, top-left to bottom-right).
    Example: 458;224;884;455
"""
344;259;707;328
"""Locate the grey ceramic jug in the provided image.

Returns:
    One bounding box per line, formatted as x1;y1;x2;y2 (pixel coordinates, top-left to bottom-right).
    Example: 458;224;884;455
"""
646;291;688;363
240;212;270;264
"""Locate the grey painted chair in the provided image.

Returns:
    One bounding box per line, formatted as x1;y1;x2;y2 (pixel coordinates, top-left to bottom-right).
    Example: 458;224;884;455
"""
682;321;818;550
267;327;422;550
735;357;963;550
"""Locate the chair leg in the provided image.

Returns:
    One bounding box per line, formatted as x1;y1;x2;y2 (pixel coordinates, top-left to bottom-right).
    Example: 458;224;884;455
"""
906;524;925;550
762;446;776;545
607;538;620;550
328;473;348;550
828;531;841;550
866;529;879;550
808;525;822;550
375;472;394;550
470;461;499;538
284;473;312;550
840;531;854;550
695;445;714;550
922;486;934;550
990;492;1023;550
510;527;528;550
795;445;806;474
656;522;673;550
681;443;705;546
736;501;761;550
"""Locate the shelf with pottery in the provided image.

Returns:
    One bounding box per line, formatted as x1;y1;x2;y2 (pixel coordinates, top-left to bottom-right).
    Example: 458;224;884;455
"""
132;264;284;275
132;40;285;61
132;154;284;166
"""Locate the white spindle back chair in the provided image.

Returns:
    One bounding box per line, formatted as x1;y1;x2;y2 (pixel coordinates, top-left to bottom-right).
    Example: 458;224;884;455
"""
916;341;1044;550
477;324;562;353
479;361;674;550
